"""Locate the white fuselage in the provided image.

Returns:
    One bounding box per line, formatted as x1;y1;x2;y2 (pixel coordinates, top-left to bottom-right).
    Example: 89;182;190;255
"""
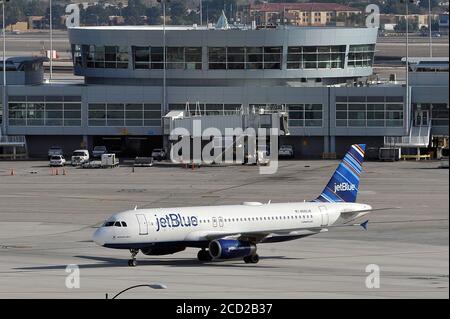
93;202;371;248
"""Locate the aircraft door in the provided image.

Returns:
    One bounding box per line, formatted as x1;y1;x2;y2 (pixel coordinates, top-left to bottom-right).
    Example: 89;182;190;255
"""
212;217;218;227
319;206;329;227
136;214;148;235
218;217;224;227
415;110;430;126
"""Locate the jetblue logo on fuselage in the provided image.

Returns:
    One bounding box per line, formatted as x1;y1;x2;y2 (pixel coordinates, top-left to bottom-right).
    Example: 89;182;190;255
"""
155;214;198;232
334;183;356;193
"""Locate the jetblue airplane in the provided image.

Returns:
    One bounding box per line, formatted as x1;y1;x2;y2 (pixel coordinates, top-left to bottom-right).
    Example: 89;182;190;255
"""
93;144;377;266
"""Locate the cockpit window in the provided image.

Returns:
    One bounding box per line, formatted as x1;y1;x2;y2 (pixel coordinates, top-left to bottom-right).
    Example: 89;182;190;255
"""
121;222;127;227
114;221;122;227
104;221;114;227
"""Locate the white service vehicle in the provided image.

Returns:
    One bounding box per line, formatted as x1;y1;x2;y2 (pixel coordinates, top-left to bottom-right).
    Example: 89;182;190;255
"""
101;153;119;168
49;155;66;167
93;144;393;267
71;150;90;166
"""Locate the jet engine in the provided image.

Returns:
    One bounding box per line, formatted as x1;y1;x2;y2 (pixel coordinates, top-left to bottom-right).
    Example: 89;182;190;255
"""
208;239;256;260
141;246;186;256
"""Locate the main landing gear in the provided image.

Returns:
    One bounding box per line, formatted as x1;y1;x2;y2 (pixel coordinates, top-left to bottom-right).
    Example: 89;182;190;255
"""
128;249;139;267
197;249;213;262
243;254;260;264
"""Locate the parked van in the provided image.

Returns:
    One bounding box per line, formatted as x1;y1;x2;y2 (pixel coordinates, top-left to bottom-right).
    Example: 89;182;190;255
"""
71;150;90;166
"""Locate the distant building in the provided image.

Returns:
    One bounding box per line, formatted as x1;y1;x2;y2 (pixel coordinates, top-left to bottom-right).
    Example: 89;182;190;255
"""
244;3;362;27
1;24;447;159
380;14;439;31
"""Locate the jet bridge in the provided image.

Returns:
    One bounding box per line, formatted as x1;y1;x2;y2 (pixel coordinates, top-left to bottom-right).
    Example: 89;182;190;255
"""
163;104;289;163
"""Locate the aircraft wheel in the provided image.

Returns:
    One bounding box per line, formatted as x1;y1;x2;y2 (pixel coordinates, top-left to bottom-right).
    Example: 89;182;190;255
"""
250;254;259;264
197;250;212;262
128;259;137;267
243;256;252;264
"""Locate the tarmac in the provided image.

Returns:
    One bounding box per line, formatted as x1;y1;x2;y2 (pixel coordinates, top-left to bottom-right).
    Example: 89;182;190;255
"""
0;159;448;298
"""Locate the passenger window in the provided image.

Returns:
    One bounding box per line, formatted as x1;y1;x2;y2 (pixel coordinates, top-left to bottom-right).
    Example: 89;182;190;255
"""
121;222;127;227
114;221;121;227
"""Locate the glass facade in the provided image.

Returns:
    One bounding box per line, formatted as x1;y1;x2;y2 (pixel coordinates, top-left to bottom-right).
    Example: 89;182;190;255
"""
413;103;449;127
336;96;404;127
72;43;377;71
8;96;82;126
82;45;129;69
208;47;282;70
431;104;449;126
287;104;323;127
88;103;161;127
132;47;202;70
348;44;375;68
287;46;346;69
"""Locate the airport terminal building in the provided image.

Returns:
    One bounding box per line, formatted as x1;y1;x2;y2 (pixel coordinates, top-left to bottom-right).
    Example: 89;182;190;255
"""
0;22;448;158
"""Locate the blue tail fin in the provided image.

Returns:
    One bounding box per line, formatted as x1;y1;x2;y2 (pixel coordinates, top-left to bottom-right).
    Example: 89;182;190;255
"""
315;144;366;203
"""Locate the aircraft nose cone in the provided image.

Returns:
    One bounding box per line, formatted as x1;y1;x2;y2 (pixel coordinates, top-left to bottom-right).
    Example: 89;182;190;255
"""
92;228;106;246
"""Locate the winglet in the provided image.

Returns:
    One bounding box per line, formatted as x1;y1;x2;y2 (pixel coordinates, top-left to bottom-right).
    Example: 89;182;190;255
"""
134;205;138;210
360;220;369;231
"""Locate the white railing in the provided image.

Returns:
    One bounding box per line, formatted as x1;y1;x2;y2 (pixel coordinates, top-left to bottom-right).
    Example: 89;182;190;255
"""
384;136;428;146
384;121;431;147
0;136;26;145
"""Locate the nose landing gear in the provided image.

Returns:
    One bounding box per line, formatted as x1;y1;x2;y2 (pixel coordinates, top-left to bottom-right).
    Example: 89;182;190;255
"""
128;249;139;267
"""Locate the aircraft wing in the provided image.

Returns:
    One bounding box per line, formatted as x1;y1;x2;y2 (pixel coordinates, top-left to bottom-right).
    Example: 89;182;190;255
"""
185;227;325;244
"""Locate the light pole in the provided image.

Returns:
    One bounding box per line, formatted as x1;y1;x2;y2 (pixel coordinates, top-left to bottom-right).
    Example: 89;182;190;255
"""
199;0;202;25
404;0;412;131
1;0;8;138
428;0;433;57
157;0;170;151
49;0;53;81
157;0;169;116
106;284;167;299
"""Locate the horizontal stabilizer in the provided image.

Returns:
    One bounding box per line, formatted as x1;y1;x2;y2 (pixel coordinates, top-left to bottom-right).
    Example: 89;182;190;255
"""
360;220;369;230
